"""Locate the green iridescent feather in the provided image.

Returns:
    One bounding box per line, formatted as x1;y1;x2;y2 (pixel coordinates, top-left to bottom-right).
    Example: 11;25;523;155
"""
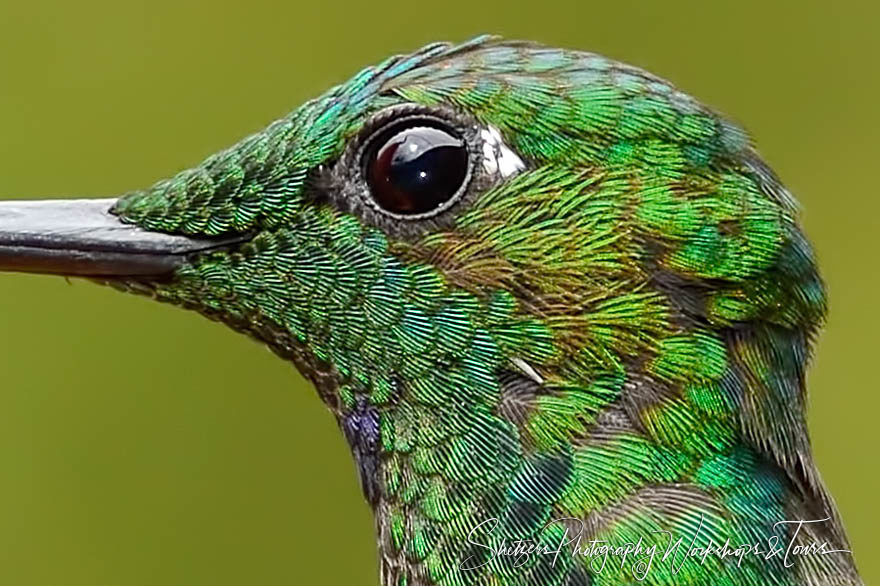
109;37;859;585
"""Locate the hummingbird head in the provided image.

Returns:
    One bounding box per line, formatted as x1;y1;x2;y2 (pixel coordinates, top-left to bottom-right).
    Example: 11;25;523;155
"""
0;37;857;584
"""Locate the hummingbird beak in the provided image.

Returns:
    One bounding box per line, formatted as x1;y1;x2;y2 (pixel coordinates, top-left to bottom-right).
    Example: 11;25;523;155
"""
0;198;240;277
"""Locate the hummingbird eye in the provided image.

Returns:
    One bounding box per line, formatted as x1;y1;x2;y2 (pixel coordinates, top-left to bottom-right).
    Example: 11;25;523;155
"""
362;118;470;218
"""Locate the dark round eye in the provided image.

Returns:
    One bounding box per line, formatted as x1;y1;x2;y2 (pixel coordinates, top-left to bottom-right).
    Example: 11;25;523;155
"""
364;119;469;217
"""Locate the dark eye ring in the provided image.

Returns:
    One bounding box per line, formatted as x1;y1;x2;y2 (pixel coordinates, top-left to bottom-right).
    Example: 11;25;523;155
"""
361;116;472;219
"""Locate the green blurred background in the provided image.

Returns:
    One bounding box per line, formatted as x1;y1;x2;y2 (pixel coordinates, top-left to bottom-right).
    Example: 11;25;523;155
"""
0;1;876;584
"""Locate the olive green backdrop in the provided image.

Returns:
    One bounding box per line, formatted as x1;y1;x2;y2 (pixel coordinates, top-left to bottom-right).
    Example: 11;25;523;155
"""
0;1;876;584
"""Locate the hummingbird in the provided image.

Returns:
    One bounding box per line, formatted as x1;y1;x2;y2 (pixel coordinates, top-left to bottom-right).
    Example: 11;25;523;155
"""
0;37;862;585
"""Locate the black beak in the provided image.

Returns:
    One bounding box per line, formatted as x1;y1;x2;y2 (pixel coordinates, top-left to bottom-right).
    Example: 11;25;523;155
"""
0;198;239;277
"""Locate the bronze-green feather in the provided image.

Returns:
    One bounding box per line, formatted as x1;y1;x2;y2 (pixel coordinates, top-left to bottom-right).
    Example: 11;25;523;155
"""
3;37;862;585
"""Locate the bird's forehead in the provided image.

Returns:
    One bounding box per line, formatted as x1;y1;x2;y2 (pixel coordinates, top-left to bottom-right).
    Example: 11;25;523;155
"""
321;36;749;168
